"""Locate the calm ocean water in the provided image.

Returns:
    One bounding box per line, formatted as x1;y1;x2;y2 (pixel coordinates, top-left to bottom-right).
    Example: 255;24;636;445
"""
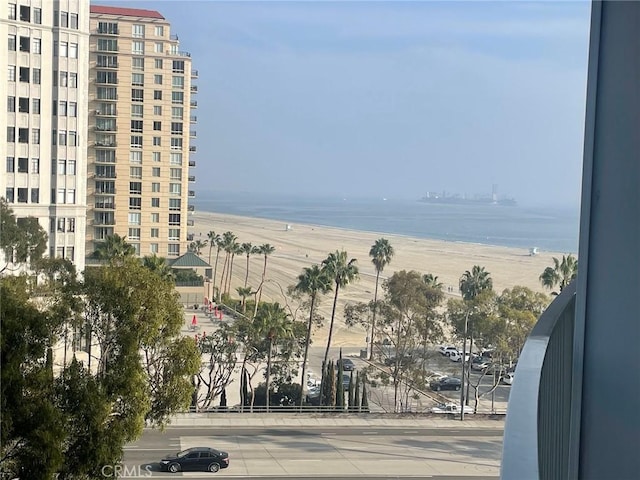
194;191;580;254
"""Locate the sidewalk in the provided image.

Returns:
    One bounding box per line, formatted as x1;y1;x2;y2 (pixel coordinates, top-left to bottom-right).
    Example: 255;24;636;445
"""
167;412;505;429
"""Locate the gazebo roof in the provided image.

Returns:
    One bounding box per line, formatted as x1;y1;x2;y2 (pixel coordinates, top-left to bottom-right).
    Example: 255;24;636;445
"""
168;252;211;269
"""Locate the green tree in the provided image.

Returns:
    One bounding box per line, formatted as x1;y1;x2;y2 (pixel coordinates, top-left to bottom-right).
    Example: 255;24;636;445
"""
225;241;241;296
320;250;359;377
91;233;136;261
188;239;208;256
368;238;394;360
217;231;238;300
241;242;255;288
255;243;276;306
348;371;355;411
459;265;493;301
539;254;578;295
142;254;174;281
0;198;48;273
294;264;332;409
361;374;370;412
210;233;223;299
207;231;220;267
336;349;345;410
236;286;253;314
353;372;361;412
422;273;443;290
254;303;294;412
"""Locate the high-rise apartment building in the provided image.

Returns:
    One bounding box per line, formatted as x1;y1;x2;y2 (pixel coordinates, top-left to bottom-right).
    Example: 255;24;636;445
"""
1;0;91;272
86;5;196;259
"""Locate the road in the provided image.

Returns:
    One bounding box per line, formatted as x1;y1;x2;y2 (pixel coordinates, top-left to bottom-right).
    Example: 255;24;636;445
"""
119;425;502;478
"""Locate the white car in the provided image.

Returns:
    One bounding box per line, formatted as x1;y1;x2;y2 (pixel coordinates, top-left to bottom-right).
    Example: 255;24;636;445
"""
430;403;474;415
438;345;458;356
448;351;470;363
502;373;515;385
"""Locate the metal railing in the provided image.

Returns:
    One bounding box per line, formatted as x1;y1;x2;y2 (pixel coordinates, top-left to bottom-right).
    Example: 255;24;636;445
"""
501;281;576;479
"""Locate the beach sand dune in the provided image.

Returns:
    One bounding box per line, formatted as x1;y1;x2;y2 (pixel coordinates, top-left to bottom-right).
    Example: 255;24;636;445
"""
191;211;558;348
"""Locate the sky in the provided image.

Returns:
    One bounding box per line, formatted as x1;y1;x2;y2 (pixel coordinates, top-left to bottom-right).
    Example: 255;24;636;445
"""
106;0;592;207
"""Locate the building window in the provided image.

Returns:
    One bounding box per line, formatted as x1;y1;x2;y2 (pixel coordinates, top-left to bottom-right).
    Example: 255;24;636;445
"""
131;89;144;102
169;198;181;211
170;168;182;180
129;197;142;210
97;55;118;68
59;72;68;87
152;152;161;162
129;182;142;194
168;228;180;241
132;41;144;55
19;67;29;83
32;68;41;85
152;182;160;193
65;247;75;261
131;120;143;133
132;73;144;86
68;102;76;117
171;123;183;135
30;188;39;204
7;96;15;112
153;137;161;146
131;104;143;117
154;74;163;85
7;127;15;142
154;42;163;53
19;36;30;52
171;92;183;104
5;188;14;202
97;150;116;163
132;57;144;71
154;90;162;100
154;58;163;69
128;213;141;225
17;157;28;173
150;243;159;254
130;136;142;148
6;157;15;172
68;218;75;232
8;4;16;20
31;158;39;173
68;131;77;147
172;60;185;73
169;184;181;196
172;76;184;89
130;166;142;178
168;244;180;256
171;107;184;119
152;167;161;177
97;39;118;52
69;73;77;88
32;98;40;114
57;160;66;175
8;66;16;82
58;130;66;146
59;101;67;116
130;151;142;164
170;138;183;150
34;8;41;24
128;228;141;240
60;11;68;28
97;71;118;84
98;22;119;35
69;43;78;58
66;189;75;204
70;13;78;29
33;38;41;54
151;213;160;223
68;160;76;175
18;97;29;113
56;247;64;258
155;26;164;37
132;25;145;38
151;198;160;208
17;188;28;203
18;128;29;143
153;106;162;115
60;41;68;57
31;129;40;145
8;35;16;51
57;218;66;232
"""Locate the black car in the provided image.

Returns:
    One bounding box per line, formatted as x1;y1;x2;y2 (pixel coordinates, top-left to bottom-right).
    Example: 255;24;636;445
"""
160;447;229;473
429;376;462;392
337;358;356;371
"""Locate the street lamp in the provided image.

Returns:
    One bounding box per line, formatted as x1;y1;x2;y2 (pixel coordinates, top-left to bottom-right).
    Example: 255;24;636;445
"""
460;308;470;421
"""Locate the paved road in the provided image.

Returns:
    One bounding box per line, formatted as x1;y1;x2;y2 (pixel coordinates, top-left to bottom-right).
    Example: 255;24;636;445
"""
120;425;502;478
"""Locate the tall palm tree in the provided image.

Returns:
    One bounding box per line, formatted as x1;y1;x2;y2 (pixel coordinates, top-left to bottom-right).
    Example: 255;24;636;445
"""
241;242;253;288
217;231;237;299
212;235;224;300
539;254;578;295
207;231;220;267
225;242;241;296
235;286;253;314
256;243;276;305
368;238;394;360
142;254;174;281
254;303;293;413
294;265;332;409
459;265;493;301
320;250;359;373
422;273;443;290
92;234;135;260
188;239;207;256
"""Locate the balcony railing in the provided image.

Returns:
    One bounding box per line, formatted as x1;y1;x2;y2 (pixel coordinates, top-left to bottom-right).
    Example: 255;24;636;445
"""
188;191;195;198
501;281;576;479
190;130;196;138
188;205;195;212
191;70;198;79
94;219;116;226
94;202;115;209
94;141;117;147
190;85;198;94
190;101;197;108
188;176;195;182
188;160;196;167
166;50;191;58
189;146;196;153
187;220;195;227
190;115;197;123
170;34;179;40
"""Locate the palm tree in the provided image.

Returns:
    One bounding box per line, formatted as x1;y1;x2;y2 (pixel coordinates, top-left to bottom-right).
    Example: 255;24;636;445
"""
92;234;135;260
459;265;493;301
422;273;443;290
254;303;293;413
142;254;174;281
236;286;253;314
188;239;207;256
241;242;256;288
217;231;237;299
320;250;359;375
539;254;578;295
212;235;224;300
225;242;241;296
294;265;332;409
256;243;276;306
368;238;394;360
207;231;220;267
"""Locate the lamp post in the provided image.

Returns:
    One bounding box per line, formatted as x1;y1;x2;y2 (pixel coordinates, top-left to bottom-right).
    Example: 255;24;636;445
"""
460;308;469;421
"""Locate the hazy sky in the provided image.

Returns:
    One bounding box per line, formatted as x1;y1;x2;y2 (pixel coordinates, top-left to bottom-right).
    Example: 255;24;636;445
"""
109;0;591;207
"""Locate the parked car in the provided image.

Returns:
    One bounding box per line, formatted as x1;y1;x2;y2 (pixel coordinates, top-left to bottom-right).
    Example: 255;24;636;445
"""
160;447;229;473
430;402;474;415
502;373;515;385
438;345;458;356
337;358;355;371
448;351;470;363
429;376;462;391
471;357;492;371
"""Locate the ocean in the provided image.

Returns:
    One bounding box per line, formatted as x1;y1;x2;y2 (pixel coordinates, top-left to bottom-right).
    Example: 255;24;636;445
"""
194;191;580;254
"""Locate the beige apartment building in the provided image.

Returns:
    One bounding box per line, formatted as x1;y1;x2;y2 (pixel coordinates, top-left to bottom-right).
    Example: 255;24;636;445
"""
1;0;91;273
86;5;196;259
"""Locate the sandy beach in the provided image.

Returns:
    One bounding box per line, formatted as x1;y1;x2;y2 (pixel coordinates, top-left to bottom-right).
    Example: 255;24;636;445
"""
190;211;557;348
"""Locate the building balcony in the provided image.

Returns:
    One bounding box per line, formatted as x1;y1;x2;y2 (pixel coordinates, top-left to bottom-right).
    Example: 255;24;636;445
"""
189;146;196;153
188;205;195;212
94;141;117;148
94;202;116;210
188;175;196;182
190;85;198;94
95;173;117;179
170;34;179;40
188;160;196;167
94;126;117;132
187;220;195;227
93;219;116;226
96;63;119;69
188;191;195;198
191;70;198;79
190;130;196;138
96;96;118;102
166;50;191;58
190;115;197;123
96;27;119;35
190;100;197;108
94;109;117;116
95;79;119;85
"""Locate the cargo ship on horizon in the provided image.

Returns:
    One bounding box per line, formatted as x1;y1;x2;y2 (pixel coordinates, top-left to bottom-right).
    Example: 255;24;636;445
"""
419;186;517;206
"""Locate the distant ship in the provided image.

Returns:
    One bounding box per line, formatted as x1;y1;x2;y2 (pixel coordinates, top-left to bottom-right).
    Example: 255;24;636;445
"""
419;185;517;207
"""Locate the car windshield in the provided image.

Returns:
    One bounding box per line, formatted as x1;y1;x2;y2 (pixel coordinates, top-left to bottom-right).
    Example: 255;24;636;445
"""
177;448;196;458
